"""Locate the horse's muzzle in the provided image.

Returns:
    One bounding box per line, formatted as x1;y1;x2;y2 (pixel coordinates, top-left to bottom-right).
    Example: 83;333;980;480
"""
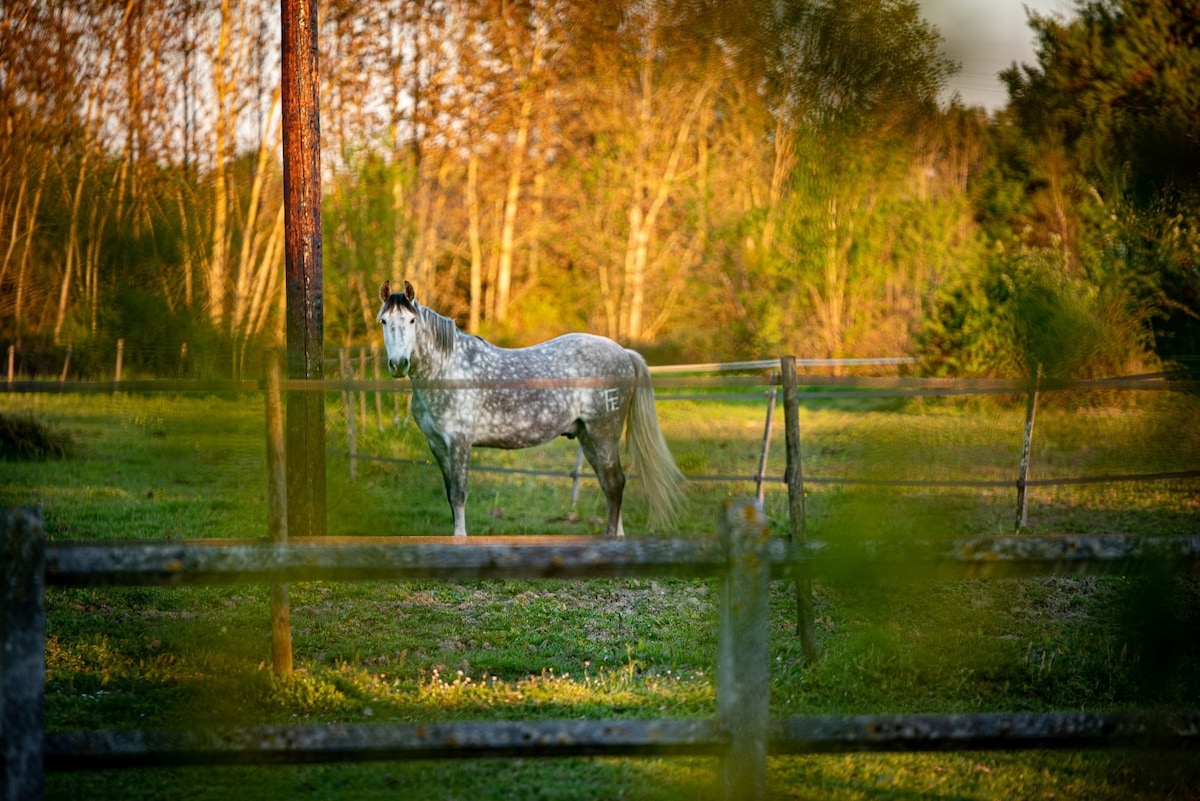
388;358;410;378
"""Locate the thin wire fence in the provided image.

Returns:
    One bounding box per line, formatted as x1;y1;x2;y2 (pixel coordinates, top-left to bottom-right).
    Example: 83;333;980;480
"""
6;349;1198;519
322;351;1200;506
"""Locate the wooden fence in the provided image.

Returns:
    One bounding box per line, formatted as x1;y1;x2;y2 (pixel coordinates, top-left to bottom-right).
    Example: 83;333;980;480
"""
4;505;1200;801
4;360;1199;799
330;353;1200;536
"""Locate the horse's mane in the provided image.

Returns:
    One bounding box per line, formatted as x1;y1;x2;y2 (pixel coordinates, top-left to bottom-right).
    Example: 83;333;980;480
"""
417;303;460;361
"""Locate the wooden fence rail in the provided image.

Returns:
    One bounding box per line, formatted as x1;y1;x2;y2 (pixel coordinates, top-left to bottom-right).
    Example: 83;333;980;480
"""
37;711;1200;772
4;505;1200;801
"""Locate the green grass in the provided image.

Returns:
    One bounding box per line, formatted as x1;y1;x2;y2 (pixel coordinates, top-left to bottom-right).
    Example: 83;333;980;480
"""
3;387;1199;799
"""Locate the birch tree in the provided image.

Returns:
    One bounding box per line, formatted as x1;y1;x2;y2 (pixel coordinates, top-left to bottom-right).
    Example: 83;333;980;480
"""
0;1;71;335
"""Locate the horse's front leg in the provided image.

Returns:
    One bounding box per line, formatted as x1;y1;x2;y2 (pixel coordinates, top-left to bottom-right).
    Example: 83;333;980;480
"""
429;435;472;537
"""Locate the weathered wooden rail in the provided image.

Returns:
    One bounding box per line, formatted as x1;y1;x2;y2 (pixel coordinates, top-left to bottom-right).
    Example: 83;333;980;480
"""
4;505;1200;801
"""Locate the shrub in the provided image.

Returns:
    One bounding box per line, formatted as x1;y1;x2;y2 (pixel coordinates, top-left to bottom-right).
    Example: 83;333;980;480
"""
0;413;75;460
917;246;1158;378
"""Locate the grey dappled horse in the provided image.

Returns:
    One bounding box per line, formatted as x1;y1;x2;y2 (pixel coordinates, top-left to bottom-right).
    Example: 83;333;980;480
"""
377;280;685;538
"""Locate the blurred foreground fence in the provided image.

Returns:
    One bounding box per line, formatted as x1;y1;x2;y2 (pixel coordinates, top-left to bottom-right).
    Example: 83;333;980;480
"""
4;358;1199;799
4;504;1200;801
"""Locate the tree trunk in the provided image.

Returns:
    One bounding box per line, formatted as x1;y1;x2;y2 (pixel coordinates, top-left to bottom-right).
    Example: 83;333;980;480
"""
494;95;530;325
466;150;484;333
53;147;94;344
622;77;710;342
207;0;237;330
231;93;282;340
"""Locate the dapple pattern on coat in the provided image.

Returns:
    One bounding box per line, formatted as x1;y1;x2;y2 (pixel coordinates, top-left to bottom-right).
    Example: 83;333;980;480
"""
377;280;684;537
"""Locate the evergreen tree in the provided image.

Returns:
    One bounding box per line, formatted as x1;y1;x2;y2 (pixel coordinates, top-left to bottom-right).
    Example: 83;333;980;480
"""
1002;0;1200;373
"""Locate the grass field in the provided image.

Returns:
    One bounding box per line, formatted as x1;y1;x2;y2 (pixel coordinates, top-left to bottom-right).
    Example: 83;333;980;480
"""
2;383;1199;800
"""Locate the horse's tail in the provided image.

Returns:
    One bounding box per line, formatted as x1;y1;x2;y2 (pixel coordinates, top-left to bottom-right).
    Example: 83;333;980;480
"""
625;350;686;529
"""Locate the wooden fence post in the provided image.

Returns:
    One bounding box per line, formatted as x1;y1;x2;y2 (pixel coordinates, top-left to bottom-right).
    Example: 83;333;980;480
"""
59;345;71;383
372;346;384;432
114;338;124;385
6;345;14;388
340;348;358;485
357;349;368;431
717;498;771;801
2;507;46;801
754;373;778;502
781;356;818;662
264;351;292;676
568;445;586;516
1015;367;1041;533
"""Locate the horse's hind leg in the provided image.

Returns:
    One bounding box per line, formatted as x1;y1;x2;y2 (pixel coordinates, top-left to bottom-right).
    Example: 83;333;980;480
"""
578;426;626;538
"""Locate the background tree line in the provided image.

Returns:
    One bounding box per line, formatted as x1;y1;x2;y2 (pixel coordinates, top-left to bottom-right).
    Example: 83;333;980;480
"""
2;0;1196;378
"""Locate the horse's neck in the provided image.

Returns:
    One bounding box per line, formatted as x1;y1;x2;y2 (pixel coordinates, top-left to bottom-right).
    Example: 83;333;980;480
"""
413;308;467;378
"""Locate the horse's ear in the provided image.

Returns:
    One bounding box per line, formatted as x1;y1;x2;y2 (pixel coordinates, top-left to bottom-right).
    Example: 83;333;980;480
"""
404;281;415;301
379;280;391;302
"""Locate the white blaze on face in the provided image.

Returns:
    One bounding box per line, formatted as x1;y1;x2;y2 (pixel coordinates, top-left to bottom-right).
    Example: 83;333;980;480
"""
378;302;418;377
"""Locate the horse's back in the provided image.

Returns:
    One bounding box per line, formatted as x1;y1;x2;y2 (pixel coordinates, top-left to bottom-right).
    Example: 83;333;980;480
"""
503;332;633;379
418;331;634;449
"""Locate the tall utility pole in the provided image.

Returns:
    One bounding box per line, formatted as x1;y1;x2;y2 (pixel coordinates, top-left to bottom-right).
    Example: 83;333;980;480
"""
281;0;326;538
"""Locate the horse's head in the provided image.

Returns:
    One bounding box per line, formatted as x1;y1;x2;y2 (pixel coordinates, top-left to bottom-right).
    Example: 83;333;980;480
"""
378;280;419;378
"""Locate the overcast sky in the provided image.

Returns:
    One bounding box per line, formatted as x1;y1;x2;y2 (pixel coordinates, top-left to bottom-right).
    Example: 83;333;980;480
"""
917;0;1077;111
